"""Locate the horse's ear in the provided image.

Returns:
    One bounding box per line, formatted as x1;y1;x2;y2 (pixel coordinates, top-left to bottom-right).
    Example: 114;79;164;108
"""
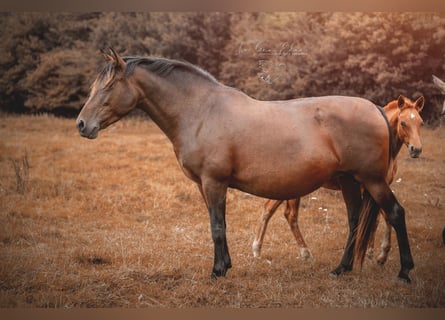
433;75;445;93
101;49;114;62
414;96;425;112
397;95;406;109
108;47;126;70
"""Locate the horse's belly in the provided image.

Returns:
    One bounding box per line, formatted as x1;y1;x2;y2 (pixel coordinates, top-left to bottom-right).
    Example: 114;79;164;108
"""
229;160;337;200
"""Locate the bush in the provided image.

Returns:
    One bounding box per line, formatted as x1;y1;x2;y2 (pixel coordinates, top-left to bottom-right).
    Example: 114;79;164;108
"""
1;12;444;125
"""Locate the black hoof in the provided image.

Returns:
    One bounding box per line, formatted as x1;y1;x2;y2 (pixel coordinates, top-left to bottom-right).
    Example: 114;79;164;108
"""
329;264;352;278
397;271;411;284
211;270;226;279
210;263;231;279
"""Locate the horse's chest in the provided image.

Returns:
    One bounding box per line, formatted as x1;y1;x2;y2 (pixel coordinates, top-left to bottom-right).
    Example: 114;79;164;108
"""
176;156;200;183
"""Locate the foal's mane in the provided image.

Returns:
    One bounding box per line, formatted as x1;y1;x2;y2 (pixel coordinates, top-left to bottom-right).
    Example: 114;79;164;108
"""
96;55;218;88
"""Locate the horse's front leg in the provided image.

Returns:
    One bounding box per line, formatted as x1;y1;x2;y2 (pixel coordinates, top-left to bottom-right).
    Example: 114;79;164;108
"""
199;179;231;279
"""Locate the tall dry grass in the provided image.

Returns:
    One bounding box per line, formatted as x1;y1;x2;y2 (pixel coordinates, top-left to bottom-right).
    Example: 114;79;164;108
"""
0;114;444;307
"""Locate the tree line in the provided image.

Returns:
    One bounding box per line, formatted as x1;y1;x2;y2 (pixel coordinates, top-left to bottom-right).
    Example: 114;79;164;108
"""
1;12;444;125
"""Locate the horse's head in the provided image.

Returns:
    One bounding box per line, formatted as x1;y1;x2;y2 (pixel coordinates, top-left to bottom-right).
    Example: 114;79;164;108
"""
432;75;445;116
76;48;139;139
396;95;424;158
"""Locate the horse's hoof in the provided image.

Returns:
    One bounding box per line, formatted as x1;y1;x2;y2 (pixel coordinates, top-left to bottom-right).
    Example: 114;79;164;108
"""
210;262;231;279
210;271;225;280
300;248;312;260
329;265;352;278
252;242;261;258
397;271;411;284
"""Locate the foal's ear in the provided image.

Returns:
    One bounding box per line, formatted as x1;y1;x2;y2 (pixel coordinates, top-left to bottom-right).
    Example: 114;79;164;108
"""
414;96;425;112
397;95;406;109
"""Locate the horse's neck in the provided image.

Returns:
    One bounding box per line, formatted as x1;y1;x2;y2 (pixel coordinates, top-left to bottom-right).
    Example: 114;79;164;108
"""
134;68;217;144
384;102;404;156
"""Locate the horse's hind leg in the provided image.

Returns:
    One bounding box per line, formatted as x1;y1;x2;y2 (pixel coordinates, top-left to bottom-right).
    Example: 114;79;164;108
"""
366;213;380;259
252;199;283;257
284;199;312;259
366;211;392;265
365;182;414;282
376;215;392;265
330;175;362;277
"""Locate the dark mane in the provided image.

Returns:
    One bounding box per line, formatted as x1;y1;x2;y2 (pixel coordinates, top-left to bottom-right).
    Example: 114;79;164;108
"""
123;56;218;83
95;56;218;89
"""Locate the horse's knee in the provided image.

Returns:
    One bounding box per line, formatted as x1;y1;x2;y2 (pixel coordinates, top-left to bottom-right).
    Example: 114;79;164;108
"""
386;203;405;227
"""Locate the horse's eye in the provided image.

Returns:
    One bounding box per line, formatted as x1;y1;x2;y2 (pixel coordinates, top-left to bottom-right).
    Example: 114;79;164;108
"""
400;121;407;128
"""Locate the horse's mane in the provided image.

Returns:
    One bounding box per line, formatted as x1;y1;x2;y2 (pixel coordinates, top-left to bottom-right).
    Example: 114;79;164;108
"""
96;56;218;89
123;56;218;83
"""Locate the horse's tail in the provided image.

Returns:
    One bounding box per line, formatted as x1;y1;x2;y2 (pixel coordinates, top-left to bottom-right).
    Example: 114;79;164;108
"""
353;103;396;267
354;189;380;268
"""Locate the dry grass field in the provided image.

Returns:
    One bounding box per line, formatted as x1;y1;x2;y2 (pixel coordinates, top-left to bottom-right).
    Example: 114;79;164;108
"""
0;113;444;308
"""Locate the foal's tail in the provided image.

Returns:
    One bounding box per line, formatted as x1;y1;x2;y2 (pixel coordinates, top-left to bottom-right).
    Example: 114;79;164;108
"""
354;189;380;268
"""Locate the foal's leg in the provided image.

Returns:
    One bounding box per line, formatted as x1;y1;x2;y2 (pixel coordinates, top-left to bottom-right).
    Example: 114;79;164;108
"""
366;212;379;259
284;199;312;259
330;176;362;277
365;181;414;282
199;179;231;278
376;214;392;265
252;199;283;257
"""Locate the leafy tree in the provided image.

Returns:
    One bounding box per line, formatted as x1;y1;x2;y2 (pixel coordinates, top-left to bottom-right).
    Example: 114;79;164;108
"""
0;12;99;113
23;49;96;116
0;12;444;125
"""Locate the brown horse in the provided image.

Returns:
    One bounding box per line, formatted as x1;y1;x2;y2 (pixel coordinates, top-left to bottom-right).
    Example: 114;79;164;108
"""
252;96;424;265
433;75;445;116
76;49;414;282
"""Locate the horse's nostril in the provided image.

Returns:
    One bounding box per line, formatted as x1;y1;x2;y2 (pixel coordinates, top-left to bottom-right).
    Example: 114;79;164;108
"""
77;119;85;132
409;145;422;158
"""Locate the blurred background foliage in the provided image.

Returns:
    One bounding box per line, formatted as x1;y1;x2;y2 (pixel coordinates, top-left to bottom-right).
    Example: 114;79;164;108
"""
0;12;444;124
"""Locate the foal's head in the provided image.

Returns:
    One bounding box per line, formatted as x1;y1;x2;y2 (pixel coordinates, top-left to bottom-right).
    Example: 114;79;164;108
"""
76;48;138;139
396;95;424;158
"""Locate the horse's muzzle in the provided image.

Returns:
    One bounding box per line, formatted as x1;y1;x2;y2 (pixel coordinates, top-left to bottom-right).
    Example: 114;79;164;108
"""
76;118;99;139
408;145;422;158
